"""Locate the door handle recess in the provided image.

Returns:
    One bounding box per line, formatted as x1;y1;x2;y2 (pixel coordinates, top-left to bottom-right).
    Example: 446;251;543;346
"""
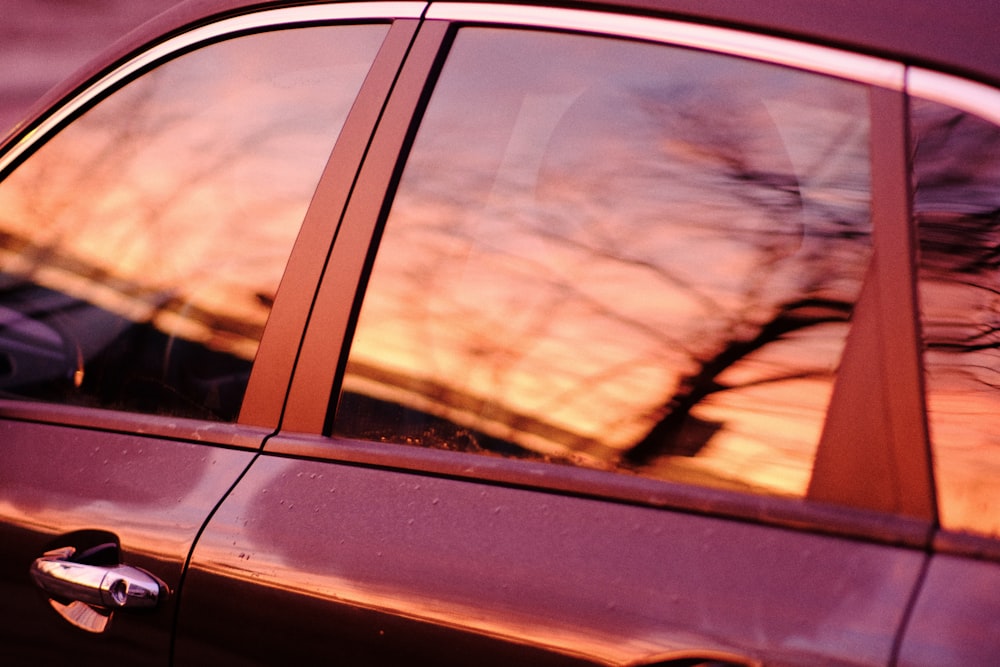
30;546;163;610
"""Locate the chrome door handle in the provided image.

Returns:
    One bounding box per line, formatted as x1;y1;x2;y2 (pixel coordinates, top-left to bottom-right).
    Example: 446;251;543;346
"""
30;546;163;610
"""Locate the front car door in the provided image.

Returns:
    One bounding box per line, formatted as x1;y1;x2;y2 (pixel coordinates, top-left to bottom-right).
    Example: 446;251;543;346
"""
177;5;941;665
0;2;410;661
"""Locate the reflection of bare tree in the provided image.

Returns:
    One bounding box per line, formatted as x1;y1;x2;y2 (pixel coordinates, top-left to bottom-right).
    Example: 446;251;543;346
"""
347;34;872;493
617;86;868;464
915;103;1000;368
624;296;852;464
921;209;1000;363
911;98;1000;536
915;109;1000;372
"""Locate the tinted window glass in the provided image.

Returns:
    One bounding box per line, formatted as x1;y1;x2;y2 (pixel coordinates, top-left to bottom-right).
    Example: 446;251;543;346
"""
337;28;872;497
913;97;1000;537
0;24;387;420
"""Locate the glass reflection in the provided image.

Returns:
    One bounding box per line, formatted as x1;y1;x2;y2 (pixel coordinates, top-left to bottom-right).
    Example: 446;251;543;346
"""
337;28;872;496
0;24;388;420
913;97;1000;537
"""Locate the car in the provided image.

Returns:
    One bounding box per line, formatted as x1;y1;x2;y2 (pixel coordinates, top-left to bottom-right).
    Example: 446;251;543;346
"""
1;0;999;664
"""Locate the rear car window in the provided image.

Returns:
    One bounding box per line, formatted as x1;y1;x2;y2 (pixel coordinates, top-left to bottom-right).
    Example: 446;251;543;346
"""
0;23;388;420
335;27;873;497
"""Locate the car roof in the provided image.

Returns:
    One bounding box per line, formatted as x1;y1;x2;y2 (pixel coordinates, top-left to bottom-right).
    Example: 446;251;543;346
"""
615;0;1000;87
7;0;1000;146
155;0;1000;85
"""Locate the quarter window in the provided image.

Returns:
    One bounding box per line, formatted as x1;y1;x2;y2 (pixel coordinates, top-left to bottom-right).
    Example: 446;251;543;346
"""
0;24;388;420
913;96;1000;537
337;28;873;497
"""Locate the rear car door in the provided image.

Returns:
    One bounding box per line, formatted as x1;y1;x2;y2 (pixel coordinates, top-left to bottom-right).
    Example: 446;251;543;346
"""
0;3;414;662
178;5;937;665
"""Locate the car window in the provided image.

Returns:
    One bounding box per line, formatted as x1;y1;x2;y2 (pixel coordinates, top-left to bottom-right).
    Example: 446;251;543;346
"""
913;96;1000;538
0;23;388;421
335;27;873;497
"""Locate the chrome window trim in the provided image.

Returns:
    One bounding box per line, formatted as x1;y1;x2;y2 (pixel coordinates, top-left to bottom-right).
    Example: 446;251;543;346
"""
425;2;904;89
908;67;1000;125
0;1;427;174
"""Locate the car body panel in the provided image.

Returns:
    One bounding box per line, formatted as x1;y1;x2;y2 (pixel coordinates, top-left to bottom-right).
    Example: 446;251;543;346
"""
0;413;256;664
178;444;926;665
597;0;1000;88
897;553;1000;666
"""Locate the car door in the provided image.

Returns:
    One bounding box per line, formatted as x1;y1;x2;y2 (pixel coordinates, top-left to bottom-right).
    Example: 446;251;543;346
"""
0;3;414;662
177;6;936;665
